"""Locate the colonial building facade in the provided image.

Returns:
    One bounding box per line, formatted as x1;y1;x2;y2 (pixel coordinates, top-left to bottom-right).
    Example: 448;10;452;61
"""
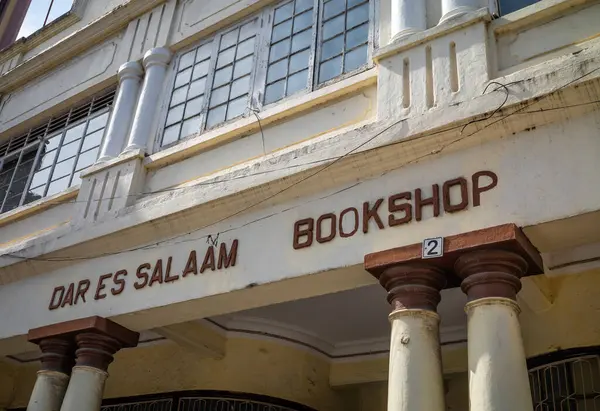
0;0;599;410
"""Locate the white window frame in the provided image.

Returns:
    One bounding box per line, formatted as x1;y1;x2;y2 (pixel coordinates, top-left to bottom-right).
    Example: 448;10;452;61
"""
153;0;378;152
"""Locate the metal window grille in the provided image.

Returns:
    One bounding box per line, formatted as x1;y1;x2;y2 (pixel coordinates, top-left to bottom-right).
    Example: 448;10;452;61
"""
101;398;173;411
0;88;115;214
177;397;302;411
529;355;600;410
159;0;374;148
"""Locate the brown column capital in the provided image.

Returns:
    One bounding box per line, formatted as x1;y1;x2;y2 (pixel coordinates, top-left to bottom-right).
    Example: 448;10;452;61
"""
455;249;528;301
38;337;75;374
74;333;122;372
378;264;447;311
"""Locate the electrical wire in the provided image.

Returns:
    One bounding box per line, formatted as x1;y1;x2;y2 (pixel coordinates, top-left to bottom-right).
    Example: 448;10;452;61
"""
3;66;600;262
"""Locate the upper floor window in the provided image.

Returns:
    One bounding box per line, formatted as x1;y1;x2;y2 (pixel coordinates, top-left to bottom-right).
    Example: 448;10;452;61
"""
18;0;74;38
160;0;374;148
0;88;114;214
498;0;540;15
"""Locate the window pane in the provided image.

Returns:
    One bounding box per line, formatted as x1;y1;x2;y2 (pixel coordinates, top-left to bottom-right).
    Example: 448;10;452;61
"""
344;44;367;72
324;0;346;19
52;158;76;180
274;2;294;24
18;0;74;39
162;124;181;146
82;129;104;151
267;59;288;83
206;105;227;128
499;0;539;14
75;147;100;172
217;47;236;68
188;79;207;99
45;133;62;151
237;37;256;58
322;35;344;60
87;112;109;133
171;86;188;107
319;56;342;82
272;20;293;43
231;76;251;99
323;15;344;40
240;21;257;40
63;123;85;144
181;116;203;138
57;140;80;162
291;29;312;53
347;3;369;29
265;80;286;104
192;61;210;80
166;105;185;127
289;49;310;73
175;67;193;88
226;96;247;120
287;69;308;94
30;167;52;188
296;0;313;13
39;149;57;169
270;39;291;63
214;66;233;87
220;30;239;50
234;56;253;78
196;43;213;61
346;23;368;49
180;50;196;70
46;176;70;197
293;10;313;33
210;85;231;108
47;0;74;24
185;97;204;118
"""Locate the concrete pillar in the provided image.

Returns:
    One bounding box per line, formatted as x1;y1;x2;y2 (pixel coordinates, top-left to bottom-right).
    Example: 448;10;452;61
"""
391;0;427;41
455;249;534;411
440;0;479;23
27;339;74;411
59;333;121;411
97;61;143;163
377;264;447;411
124;47;172;153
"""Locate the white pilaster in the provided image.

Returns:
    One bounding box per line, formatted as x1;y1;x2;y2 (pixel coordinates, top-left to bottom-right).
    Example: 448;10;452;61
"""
58;367;107;411
97;61;143;162
440;0;479;23
26;371;69;411
391;0;427;41
124;47;172;153
466;298;534;411
388;310;446;411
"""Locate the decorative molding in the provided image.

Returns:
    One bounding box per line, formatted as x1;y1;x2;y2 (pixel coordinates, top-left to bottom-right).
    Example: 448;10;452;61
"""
0;0;168;93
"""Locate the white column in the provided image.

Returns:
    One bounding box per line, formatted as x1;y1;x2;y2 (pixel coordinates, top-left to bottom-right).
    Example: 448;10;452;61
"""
58;367;107;411
391;0;427;41
375;265;447;411
27;338;73;411
124;47;172;153
27;372;69;411
440;0;479;23
456;250;534;411
97;61;143;162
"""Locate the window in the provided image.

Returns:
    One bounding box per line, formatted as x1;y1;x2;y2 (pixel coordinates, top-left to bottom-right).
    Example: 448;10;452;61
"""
17;0;74;39
0;88;114;214
160;0;373;148
498;0;540;15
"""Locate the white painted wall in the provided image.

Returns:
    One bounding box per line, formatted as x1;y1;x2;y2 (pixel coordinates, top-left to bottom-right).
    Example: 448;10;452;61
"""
0;110;598;342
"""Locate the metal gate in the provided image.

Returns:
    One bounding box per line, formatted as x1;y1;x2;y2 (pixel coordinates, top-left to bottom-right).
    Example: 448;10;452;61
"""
529;355;600;410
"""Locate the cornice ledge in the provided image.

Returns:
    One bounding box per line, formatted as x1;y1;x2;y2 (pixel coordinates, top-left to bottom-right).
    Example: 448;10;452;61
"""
0;0;168;94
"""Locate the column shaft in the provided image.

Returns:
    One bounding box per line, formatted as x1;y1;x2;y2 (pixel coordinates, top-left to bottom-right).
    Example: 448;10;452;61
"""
440;0;479;23
391;0;426;41
125;48;172;153
456;249;534;411
26;338;74;411
58;367;107;411
466;298;533;411
98;62;143;162
388;310;445;411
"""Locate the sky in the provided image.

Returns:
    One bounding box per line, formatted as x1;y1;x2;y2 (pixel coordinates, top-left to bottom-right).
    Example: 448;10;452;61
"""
16;0;74;39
